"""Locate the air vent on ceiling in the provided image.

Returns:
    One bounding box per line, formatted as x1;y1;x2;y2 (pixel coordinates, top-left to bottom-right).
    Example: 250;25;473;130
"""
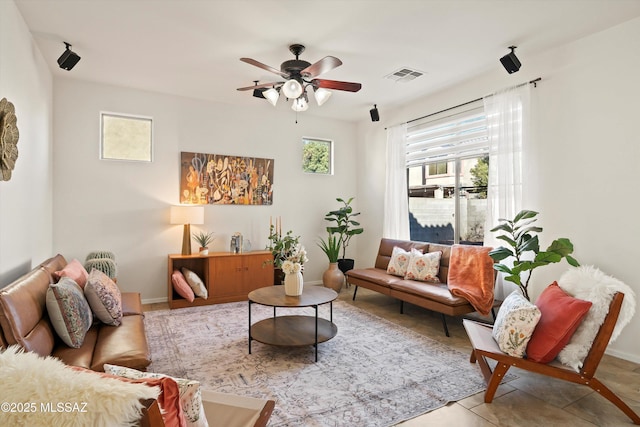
384;67;424;83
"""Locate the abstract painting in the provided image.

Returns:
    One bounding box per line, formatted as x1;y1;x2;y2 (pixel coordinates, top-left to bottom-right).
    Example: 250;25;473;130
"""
180;151;273;205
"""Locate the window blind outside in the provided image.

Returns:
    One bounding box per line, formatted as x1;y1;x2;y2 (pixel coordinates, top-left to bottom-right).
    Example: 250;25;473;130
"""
405;101;488;168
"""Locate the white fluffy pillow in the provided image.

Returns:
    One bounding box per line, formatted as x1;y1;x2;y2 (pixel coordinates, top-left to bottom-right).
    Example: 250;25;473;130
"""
557;265;636;371
0;346;159;426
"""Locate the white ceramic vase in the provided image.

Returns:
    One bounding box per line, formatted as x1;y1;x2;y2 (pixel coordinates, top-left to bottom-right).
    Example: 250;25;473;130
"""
284;271;304;296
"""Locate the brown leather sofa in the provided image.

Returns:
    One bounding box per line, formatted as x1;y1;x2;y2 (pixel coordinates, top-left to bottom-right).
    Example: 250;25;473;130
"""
347;238;495;336
0;254;151;371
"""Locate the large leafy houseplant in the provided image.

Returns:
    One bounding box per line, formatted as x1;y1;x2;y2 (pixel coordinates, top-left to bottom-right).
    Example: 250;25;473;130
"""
489;210;579;301
324;197;364;261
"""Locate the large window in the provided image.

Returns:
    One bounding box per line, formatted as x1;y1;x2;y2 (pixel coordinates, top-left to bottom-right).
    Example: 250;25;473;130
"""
100;112;153;162
406;101;488;244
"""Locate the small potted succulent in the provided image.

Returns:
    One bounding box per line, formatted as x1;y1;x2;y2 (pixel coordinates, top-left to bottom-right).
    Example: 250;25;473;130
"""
192;230;215;255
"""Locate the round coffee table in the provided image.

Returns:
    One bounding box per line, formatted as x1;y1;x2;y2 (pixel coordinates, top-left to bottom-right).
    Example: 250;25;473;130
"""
248;286;338;362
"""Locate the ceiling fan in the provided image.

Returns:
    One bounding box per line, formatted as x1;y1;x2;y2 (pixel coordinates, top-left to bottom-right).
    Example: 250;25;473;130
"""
237;44;362;111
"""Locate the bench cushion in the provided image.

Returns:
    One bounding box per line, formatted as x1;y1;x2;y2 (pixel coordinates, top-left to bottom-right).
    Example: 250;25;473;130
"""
390;280;471;306
91;315;151;371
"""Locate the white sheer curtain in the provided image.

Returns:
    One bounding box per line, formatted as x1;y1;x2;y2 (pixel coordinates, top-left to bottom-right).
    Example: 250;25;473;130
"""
483;84;531;297
383;123;410;239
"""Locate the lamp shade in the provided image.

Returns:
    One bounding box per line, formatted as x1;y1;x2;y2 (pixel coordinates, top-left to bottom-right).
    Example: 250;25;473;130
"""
314;88;332;106
263;88;279;106
170;205;204;225
282;79;303;99
291;97;309;112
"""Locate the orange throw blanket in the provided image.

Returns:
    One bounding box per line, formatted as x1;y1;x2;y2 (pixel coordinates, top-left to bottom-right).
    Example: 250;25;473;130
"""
447;245;495;316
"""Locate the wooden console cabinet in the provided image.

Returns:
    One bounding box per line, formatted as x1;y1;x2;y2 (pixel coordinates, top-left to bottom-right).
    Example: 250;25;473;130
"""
168;251;274;309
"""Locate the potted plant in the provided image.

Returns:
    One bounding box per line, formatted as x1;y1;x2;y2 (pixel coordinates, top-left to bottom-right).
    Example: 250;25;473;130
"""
324;197;364;274
317;233;344;292
488;209;579;301
266;224;304;284
192;230;215;255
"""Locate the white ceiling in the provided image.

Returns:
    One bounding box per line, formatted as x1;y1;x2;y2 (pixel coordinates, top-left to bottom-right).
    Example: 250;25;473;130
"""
15;0;640;122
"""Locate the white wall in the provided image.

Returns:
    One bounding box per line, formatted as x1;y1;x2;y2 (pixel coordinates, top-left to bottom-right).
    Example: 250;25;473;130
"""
356;17;640;362
0;1;53;287
52;78;358;302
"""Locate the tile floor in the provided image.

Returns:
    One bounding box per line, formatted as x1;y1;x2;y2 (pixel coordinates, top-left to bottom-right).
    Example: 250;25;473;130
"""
143;286;640;426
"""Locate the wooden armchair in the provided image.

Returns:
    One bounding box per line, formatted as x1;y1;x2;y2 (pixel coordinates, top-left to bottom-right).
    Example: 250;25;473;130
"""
463;292;640;425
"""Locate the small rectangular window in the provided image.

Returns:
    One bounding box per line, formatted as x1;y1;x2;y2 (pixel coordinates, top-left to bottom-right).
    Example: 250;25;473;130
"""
100;112;153;162
302;137;333;175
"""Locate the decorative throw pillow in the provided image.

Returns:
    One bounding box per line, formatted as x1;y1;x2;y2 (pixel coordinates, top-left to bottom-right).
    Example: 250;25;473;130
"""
492;291;541;358
181;268;208;299
46;277;93;348
54;258;89;289
84;269;123;326
556;266;636;371
404;251;441;282
526;282;592;363
386;246;419;277
104;364;208;427
172;270;195;302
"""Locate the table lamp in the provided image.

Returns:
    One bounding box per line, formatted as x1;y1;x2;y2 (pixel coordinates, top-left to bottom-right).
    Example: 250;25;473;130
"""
170;205;204;255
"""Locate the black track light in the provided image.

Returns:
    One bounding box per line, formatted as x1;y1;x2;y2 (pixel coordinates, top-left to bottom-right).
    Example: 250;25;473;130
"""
57;42;81;71
370;104;380;122
500;46;521;74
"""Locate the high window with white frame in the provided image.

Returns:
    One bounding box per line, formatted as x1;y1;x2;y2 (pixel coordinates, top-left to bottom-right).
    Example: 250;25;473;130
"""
302;137;333;175
100;112;153;162
406;100;488;244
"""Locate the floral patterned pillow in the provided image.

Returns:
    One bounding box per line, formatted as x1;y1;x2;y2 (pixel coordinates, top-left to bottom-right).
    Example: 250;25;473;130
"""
85;269;123;326
492;291;542;358
46;277;93;348
404;251;441;282
386;247;420;277
104;364;207;427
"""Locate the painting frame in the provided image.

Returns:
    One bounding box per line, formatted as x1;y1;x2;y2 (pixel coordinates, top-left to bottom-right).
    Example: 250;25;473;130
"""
180;151;274;205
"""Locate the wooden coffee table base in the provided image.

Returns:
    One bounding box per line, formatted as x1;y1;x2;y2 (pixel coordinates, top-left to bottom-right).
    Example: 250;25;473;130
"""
251;315;338;347
248;286;338;361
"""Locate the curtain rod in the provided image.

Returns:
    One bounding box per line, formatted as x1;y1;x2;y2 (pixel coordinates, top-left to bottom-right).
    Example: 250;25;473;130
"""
386;77;541;129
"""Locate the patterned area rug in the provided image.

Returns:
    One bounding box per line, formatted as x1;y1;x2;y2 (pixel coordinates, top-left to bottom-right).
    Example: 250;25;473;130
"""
144;300;496;426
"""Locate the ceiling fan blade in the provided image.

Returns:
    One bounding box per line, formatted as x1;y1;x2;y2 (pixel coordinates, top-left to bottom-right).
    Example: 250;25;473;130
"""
240;58;289;78
314;79;362;92
236;82;284;91
301;56;342;78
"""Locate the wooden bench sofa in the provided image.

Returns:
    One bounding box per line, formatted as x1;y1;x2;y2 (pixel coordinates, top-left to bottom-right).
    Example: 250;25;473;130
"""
346;238;495;336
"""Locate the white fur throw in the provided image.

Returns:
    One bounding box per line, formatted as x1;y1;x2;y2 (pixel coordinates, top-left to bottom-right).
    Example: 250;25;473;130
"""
556;266;636;371
0;346;159;427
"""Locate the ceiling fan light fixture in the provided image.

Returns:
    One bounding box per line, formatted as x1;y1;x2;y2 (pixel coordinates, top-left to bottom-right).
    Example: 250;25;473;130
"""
292;97;308;112
314;88;332;106
282;79;303;99
263;88;279;106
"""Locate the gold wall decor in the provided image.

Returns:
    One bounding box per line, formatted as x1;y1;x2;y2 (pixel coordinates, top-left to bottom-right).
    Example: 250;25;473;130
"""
0;98;19;181
180;151;274;205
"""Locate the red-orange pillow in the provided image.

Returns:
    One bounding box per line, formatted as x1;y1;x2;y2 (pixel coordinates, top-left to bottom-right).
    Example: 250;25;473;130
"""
172;270;195;302
526;282;592;363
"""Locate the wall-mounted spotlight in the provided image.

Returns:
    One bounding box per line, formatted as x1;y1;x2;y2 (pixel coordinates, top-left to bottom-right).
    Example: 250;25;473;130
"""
500;46;521;74
57;42;81;71
370;104;380;122
251;81;266;99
